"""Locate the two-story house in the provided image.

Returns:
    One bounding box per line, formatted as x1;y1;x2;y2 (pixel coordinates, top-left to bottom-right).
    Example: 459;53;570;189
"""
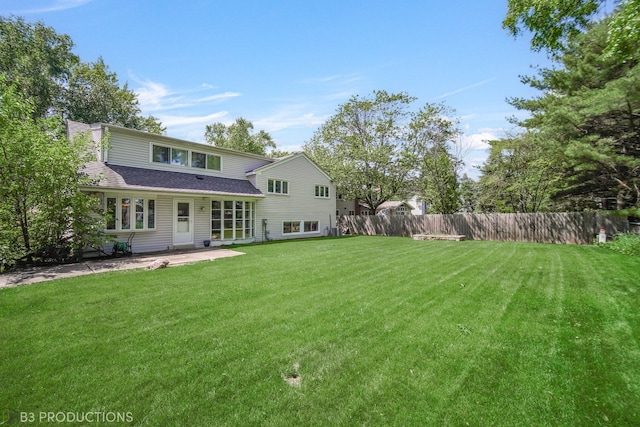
69;121;335;253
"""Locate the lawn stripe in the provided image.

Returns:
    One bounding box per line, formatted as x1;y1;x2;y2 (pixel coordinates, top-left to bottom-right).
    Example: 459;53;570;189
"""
1;236;640;426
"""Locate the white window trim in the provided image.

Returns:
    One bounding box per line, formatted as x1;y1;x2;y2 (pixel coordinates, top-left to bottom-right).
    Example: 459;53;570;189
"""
105;194;156;232
210;199;256;241
314;184;330;199
149;143;222;172
267;178;289;195
282;220;320;235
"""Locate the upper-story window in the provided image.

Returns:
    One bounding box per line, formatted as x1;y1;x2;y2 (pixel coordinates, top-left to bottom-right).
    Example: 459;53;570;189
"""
191;151;221;171
152;145;171;164
315;185;330;198
268;179;289;195
171;148;188;166
151;144;221;171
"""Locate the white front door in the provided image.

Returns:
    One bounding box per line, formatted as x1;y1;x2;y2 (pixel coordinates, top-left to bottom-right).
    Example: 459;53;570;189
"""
173;199;194;245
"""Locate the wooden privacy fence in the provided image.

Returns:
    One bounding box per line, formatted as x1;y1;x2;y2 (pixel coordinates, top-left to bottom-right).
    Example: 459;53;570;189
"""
337;212;630;245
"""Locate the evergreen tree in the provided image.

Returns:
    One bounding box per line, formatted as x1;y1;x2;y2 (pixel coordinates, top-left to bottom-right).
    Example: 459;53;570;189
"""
510;19;640;209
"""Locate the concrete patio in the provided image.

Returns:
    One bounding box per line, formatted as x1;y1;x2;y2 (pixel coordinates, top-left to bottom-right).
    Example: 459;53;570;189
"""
0;248;244;288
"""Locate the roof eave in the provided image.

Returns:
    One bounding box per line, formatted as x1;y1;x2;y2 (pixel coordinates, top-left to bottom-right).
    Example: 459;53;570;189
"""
80;184;266;199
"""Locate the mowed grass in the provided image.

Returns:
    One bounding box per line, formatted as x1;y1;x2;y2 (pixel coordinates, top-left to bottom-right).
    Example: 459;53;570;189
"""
2;236;640;426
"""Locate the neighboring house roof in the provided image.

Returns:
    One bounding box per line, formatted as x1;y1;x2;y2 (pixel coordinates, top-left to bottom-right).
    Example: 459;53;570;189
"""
376;201;415;211
246;152;333;182
81;162;265;198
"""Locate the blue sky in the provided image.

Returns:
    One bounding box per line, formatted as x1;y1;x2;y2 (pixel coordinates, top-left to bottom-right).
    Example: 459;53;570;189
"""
1;0;551;178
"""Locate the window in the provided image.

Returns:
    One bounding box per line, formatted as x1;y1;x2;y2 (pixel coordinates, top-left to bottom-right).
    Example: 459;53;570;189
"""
147;200;155;229
104;195;156;231
283;221;300;234
192;152;221;171
268;179;289;194
152;144;222;171
211;199;254;240
315;185;329;198
106;197;117;230
121;197;131;230
207;154;221;171
283;220;320;234
152;145;170;164
191;152;206;169
304;221;319;232
171;148;188;166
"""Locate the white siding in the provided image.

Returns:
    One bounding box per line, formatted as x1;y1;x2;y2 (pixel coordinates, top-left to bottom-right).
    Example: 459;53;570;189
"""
103;195;173;253
253;155;335;241
75;123;336;252
105;128;273;180
193;197;211;248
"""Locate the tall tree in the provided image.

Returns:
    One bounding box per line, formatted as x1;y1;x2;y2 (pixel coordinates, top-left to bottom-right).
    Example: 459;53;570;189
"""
305;91;461;214
62;58;165;133
0;79;105;269
408;103;461;214
478;133;562;212
0;16;164;132
504;0;639;60
204;117;276;156
0;15;78;119
305;91;415;213
458;174;480;213
509;18;640;209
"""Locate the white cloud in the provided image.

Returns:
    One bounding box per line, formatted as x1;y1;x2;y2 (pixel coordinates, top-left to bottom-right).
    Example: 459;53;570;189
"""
460;128;503;150
323;91;355;101
195;92;241;103
8;0;93;14
158;111;229;128
132;77;241;113
254;106;328;133
134;80;174;112
301;73;363;85
436;78;496;99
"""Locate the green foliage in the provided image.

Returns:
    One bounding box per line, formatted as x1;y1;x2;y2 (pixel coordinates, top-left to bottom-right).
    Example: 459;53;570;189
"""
420;143;460;213
0;79;106;269
204;117;276;156
0;15;78;119
305;91;461;213
62;57;165;133
600;232;640;256
502;2;640;211
305;91;416;212
478;132;562;212
503;0;640;60
606;0;640;60
506;17;640;210
458;174;480;212
0;16;164;132
409;103;461;214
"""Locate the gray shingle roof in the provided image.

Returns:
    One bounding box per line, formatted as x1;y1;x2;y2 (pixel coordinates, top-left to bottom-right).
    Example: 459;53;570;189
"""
82;162;264;197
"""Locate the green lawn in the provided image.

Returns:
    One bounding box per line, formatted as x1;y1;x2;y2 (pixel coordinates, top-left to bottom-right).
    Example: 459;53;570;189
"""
2;236;640;426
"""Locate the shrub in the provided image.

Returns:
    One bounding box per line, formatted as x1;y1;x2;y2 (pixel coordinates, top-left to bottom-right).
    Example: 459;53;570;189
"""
601;233;640;257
